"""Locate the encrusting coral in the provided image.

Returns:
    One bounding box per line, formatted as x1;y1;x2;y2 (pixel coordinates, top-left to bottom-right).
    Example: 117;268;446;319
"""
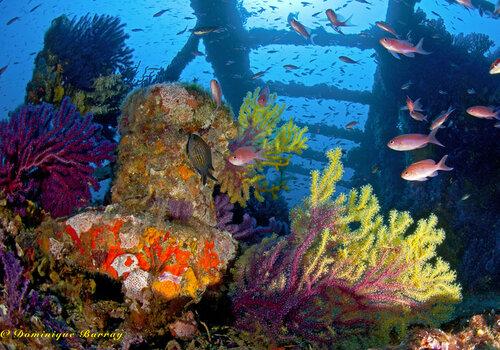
113;83;237;227
0;97;115;218
36;83;237;335
219;87;308;206
230;148;461;347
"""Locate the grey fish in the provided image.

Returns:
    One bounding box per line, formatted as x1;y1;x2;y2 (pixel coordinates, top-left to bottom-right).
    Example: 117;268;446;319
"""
190;26;225;35
186;134;217;184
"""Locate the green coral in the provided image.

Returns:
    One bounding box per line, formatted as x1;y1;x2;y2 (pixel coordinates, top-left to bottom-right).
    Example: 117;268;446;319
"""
220;88;308;205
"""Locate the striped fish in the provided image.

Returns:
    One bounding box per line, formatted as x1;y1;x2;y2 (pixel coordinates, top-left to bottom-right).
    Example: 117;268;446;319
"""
186;134;217;184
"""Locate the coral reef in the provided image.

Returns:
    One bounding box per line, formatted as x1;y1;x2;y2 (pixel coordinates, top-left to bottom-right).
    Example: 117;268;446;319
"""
25;14;135;141
399;314;499;350
219;87;308;206
0;97;115;218
38;206;236;309
113;83;237;226
230;148;461;347
29;83;238;341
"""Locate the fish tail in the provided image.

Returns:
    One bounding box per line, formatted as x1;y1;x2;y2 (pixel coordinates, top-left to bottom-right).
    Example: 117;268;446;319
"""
256;149;267;161
437;155;453;171
415;38;431;55
428;128;444;147
413;98;424;112
494;107;500;120
310;33;317;45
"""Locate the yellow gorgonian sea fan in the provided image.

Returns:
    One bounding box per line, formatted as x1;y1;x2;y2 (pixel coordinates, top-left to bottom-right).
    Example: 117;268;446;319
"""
230;147;461;346
220;88;308;206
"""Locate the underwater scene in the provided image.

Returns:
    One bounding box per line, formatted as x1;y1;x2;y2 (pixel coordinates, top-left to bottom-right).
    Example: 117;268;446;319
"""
0;0;499;349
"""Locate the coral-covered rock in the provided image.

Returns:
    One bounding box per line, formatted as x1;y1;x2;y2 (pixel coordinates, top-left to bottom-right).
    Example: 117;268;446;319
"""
168;311;199;340
31;83;238;337
38;206;236;310
400;314;499;350
113;83;237;227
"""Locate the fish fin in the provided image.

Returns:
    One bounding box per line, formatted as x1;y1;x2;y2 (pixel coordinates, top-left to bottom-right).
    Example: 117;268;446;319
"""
256;149;267;161
429;171;439;177
414;177;429;181
415;38;431;55
310;33;317;45
403;52;415;57
428;128;444;147
400;105;409;111
413;98;424;111
388;50;400;59
437;155;453;171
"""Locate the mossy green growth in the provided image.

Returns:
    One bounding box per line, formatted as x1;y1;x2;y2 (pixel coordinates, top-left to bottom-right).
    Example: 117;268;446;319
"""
220;87;308;205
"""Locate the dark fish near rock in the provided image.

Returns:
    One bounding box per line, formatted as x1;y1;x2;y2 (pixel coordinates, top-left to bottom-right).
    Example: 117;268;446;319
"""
186;134;217;185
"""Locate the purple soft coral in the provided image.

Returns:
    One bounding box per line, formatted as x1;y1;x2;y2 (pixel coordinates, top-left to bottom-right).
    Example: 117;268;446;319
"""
215;194;287;241
0;97;115;217
0;249;29;326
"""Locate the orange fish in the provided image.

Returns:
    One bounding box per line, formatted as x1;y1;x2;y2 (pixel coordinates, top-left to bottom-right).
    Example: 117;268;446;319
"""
228;146;265;166
403;96;424;113
455;0;475;9
257;86;270;107
401;155;453;181
430;106;454;130
375;21;399;37
489;58;500;74
325;9;353;34
288;15;316;44
345;121;358;129
466;106;499;119
379;37;431;59
210;79;222;109
387;128;443;151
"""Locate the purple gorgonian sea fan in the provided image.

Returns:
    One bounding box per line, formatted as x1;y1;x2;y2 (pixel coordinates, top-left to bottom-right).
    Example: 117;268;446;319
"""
0;97;115;217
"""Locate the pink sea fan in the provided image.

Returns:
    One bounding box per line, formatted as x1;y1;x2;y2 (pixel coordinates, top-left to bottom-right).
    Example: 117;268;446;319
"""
0;97;115;217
